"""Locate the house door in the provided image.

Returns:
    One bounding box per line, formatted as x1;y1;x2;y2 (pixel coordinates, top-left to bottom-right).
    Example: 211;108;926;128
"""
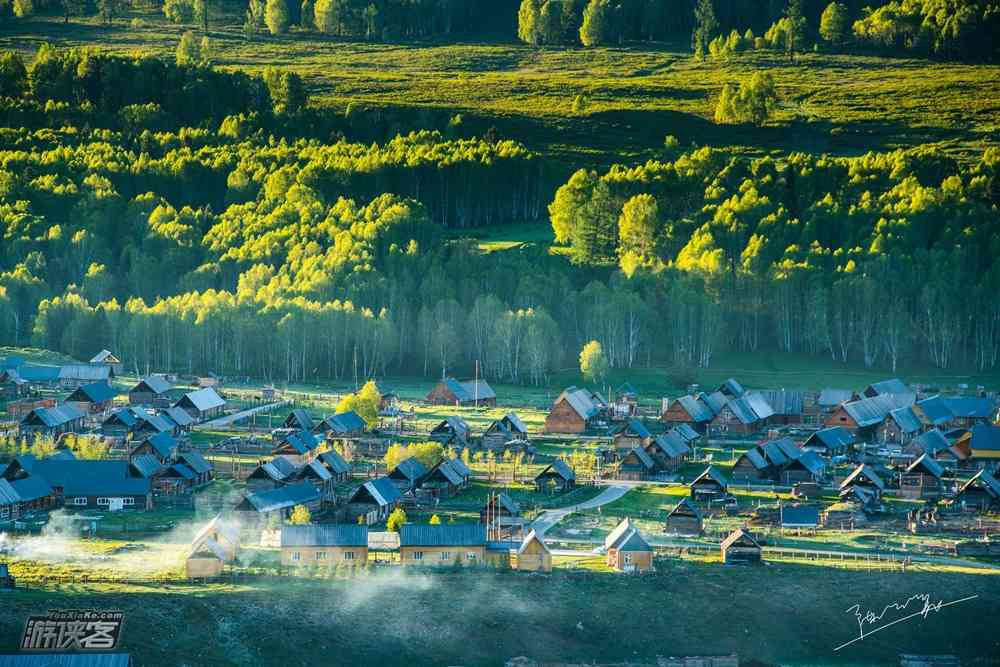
108;498;125;512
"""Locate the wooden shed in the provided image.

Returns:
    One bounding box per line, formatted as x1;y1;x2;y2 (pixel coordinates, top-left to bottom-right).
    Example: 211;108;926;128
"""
534;459;576;493
543;387;606;434
900;453;944;499
129;375;175;407
604;517;654;573
720;528;762;564
664;497;703;536
426;377;497;407
515;529;552;572
186;537;226;578
689;465;729;504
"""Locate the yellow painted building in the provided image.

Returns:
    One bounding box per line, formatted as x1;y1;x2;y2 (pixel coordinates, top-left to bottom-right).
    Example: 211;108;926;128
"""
514;530;552;572
280;524;369;567
398;523;487;567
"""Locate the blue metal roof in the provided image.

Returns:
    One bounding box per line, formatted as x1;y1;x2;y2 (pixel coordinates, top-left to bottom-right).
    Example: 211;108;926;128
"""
399;523;486;547
281;524;368;547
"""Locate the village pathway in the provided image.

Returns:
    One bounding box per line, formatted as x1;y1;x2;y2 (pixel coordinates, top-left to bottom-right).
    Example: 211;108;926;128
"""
529;484;631;535
197;400;290;429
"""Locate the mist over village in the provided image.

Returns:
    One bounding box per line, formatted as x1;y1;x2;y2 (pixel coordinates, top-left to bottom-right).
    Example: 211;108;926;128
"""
0;0;999;665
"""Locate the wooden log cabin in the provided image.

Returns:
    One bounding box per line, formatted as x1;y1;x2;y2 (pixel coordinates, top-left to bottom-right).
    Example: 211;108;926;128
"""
664;497;702;536
426;377;497;407
482;413;529;450
345;477;402;525
65;381;118;415
481;493;524;541
900;453;944;499
801;426;854;456
954;469;1000;511
838;464;886;501
514;529;552;572
689;465;730;504
534;459;576;493
618;445;657;480
543;386;607;434
661;393;717;431
721;528;762;564
129;375;175;407
604;518;654;573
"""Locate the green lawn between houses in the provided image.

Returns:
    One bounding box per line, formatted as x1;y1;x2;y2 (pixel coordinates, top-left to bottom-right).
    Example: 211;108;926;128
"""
1;563;997;665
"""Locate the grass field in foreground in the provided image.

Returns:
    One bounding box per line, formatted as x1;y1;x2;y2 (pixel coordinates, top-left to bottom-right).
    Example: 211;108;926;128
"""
2;13;998;167
1;563;997;665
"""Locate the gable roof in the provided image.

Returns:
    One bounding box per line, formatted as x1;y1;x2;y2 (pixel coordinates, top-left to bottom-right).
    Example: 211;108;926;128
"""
957;469;1000;500
0;475;53;504
969;423;1000;453
672;423;700;442
138;431;177;459
736;447;769;471
28;459;150;497
674;394;716;423
281;524;368;547
67;381;117;404
90;350;120;364
132;375;173;395
492;493;521;515
399;523;486;547
15;364;61;383
703;391;728;414
318;449;351;475
666;497;701;520
818;388;853;407
912;428;951;454
942;396;995;419
718;378;745;398
162;406;195;427
447;456;471;479
623;445;655;470
840;464;886;492
865;378;912;397
240;482;321;513
177;387;225;412
191;514;240;549
59;364;112;382
804;426;854;451
21;404;85;428
535;458;576;482
760;389;804;416
349;477;402;507
276;430;321;455
915;395;953;426
888;406;922;434
283;408;314;430
444;377;496;402
604;517;635;550
721;528;760;550
619;418;652;440
390;456;429;483
426;459;464;486
691;465;729;489
788;450;826;477
321;410;366;434
189;535;228;561
651;430;690;459
843;393;914;428
517;529;550;555
168;463;197;481
555;386;604;420
255;455;299;482
129;454;166;479
178;450;212;475
906;453;944;478
431;416;470;437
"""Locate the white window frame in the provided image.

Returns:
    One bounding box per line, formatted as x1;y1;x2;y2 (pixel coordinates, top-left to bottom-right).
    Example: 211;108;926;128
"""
0;505;9;519
440;551;452;561
343;551;355;560
291;551;300;561
96;497;110;506
122;497;135;506
624;552;633;565
467;552;477;561
412;551;423;561
316;551;326;560
73;497;88;506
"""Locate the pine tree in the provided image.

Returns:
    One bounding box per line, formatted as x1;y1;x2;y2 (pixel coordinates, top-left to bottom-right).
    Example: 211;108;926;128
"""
579;0;607;47
265;0;289;35
692;0;717;58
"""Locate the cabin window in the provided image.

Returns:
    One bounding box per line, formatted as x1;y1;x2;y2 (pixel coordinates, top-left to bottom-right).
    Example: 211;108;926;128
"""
291;552;301;561
343;551;355;560
412;551;423;561
0;506;9;519
96;497;110;506
73;497;87;506
440;551;452;561
316;551;326;560
467;552;477;561
123;497;135;506
624;553;633;565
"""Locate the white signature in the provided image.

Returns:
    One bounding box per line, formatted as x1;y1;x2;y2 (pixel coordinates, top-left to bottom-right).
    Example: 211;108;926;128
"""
834;592;979;651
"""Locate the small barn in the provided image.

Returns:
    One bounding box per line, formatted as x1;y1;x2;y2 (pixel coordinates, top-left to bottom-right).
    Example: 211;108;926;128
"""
880;405;922;444
18;405;86;438
543;386;606;434
388;456;428;492
618;445;656;480
644;429;691;470
689;465;729;504
604;517;654;573
90;349;124;374
130;431;178;464
0;476;56;522
317;449;352;483
58;363;113;389
801;426;854;456
282;409;314;431
954;469;1000;511
174;387;226;422
664;497;702;536
779;505;820;531
185;537;226;579
612;418;652;451
781;450;827;485
534;459;576;493
720;528;762;564
429;416;471;448
271;430;321;459
314;411;366;438
426;377;497;407
190;514;240;562
708;392;774;436
65;381;118;414
235;481;323;523
398;523;487;566
346;476;402;525
900;454;944;499
420;459;467;498
515;529;552;572
177;451;214;487
661;393;717;430
129;375;174;407
482;413;529;450
839;464;886;501
280;524;369;567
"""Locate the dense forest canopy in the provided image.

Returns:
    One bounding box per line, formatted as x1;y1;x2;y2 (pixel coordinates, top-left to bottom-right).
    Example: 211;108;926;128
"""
0;45;997;386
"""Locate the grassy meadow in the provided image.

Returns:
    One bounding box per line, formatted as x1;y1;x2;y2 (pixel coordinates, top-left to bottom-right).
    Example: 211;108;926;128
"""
1;12;998;168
